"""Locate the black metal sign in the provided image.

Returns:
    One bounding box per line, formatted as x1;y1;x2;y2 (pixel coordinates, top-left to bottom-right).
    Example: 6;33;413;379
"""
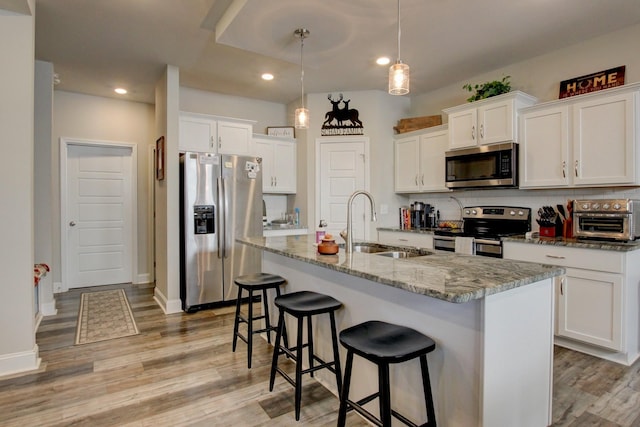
321;93;364;136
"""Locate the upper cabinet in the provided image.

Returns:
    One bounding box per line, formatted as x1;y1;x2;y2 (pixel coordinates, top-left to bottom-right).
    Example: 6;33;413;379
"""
443;91;537;150
519;83;640;189
394;125;449;193
252;134;297;194
179;112;254;155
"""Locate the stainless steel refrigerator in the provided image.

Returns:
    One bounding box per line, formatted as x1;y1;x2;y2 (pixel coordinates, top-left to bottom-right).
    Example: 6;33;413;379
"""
180;152;263;312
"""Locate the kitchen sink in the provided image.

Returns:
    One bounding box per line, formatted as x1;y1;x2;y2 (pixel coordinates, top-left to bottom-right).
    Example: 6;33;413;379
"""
375;250;422;258
352;244;390;254
343;243;432;258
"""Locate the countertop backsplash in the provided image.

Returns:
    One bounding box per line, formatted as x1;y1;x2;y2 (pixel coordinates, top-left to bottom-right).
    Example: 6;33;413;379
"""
406;187;640;231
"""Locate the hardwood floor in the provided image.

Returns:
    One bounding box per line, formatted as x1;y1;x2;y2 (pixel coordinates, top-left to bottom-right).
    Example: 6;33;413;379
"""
1;283;639;426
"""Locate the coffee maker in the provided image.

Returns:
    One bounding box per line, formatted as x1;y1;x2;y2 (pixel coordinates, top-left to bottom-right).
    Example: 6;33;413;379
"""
411;202;436;229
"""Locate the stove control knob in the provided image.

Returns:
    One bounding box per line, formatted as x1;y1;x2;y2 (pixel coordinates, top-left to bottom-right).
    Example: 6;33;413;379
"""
464;209;471;215
613;203;622;210
509;210;516;216
592;203;600;210
581;203;590;210
603;203;611;210
471;209;477;215
518;210;525;216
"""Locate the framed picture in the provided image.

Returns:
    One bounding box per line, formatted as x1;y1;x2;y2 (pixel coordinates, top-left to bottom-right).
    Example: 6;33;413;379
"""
156;136;165;181
267;126;295;138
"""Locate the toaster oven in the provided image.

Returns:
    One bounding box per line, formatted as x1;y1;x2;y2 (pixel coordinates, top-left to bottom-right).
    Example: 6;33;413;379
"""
573;199;640;241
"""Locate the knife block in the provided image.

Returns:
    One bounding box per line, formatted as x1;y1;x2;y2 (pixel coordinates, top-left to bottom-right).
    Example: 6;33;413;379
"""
539;226;556;237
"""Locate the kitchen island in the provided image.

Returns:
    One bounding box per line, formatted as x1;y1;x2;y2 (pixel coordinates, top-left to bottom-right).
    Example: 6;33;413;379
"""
239;235;565;427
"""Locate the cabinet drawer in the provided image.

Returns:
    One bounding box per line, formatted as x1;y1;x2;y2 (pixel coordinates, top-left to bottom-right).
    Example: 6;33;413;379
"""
378;231;433;249
503;242;623;273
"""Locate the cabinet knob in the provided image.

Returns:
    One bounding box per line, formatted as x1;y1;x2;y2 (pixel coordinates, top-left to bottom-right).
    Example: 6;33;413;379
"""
471;126;475;140
562;161;566;178
479;124;484;139
574;160;578;177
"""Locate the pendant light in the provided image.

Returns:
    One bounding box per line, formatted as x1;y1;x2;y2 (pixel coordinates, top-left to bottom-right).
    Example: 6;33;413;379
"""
294;28;310;129
389;0;410;95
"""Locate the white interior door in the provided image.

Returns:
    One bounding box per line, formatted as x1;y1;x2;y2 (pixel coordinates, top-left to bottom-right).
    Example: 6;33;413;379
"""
64;142;134;288
318;139;369;243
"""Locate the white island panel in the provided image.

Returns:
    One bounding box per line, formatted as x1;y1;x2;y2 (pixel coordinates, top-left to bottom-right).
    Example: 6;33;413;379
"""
263;250;554;427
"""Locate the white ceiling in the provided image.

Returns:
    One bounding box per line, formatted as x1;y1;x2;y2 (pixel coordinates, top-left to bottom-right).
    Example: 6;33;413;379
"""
34;0;640;105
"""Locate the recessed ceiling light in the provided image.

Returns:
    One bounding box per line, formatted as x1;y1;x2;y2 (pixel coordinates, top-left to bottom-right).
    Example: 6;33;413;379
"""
261;73;274;81
376;57;391;66
114;88;127;95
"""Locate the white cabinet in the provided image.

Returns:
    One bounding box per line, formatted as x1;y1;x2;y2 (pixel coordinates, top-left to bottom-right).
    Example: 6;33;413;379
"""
519;83;640;188
443;91;537;150
217;120;253;155
179;113;217;153
558;268;622;351
252;135;296;194
378;230;434;249
503;241;640;365
394;125;449;193
179;112;254;155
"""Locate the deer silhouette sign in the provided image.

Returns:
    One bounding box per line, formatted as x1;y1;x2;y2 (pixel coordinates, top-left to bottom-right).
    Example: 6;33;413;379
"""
322;93;363;128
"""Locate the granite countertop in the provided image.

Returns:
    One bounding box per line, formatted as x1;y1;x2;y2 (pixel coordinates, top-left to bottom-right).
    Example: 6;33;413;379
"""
503;235;640;252
380;227;640;252
377;226;437;234
238;235;564;304
263;224;308;231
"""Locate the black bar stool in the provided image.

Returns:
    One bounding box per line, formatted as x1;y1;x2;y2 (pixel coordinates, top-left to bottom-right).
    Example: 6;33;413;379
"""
337;320;437;427
269;290;343;421
232;273;287;369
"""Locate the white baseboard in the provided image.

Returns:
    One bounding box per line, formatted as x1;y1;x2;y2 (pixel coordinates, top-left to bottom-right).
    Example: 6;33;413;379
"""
153;287;182;314
40;299;57;317
53;281;67;294
135;273;151;284
0;345;41;378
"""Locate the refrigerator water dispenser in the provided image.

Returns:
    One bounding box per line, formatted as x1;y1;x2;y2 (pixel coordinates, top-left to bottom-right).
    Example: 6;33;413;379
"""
193;205;215;234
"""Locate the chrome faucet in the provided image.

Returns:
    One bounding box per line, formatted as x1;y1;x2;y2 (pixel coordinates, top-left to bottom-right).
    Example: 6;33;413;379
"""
344;190;377;253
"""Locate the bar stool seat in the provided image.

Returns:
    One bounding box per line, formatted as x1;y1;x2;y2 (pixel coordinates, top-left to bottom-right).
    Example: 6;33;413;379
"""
337;320;437;427
232;273;287;369
269;290;343;421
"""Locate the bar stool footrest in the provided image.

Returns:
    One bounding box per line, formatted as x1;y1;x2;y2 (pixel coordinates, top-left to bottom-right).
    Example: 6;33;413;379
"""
345;393;421;427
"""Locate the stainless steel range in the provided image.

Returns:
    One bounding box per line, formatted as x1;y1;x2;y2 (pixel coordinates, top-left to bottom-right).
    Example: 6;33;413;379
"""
434;206;531;258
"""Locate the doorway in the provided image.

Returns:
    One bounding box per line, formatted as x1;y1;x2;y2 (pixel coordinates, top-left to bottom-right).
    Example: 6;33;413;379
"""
316;136;371;242
60;138;138;291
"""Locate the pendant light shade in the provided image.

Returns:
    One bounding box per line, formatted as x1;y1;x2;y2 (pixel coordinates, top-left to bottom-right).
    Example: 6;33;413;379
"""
294;28;310;129
295;107;309;128
389;0;410;95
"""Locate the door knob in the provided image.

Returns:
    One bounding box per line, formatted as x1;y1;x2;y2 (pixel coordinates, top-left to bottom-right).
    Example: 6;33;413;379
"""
69;221;77;226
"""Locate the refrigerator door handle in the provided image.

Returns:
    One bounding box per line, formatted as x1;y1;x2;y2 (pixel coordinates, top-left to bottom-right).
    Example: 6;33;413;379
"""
217;176;226;259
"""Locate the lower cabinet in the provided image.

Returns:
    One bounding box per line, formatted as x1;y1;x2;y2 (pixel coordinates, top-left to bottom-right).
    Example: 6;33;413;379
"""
504;241;639;365
557;268;622;350
377;230;434;249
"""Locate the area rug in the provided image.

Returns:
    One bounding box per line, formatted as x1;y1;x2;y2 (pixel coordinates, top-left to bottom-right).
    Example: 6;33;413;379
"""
75;289;139;345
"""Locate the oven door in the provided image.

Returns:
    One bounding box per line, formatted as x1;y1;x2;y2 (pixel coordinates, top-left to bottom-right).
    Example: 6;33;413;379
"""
433;235;455;252
574;212;631;240
474;238;502;258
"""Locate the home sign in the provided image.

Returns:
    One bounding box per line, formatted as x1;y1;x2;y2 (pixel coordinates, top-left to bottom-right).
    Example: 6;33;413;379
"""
559;65;625;99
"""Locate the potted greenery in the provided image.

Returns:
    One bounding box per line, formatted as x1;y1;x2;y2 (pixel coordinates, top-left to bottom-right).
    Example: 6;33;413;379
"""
463;76;511;102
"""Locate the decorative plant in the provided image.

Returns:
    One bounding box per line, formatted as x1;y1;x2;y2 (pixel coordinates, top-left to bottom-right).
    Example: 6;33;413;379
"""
463;76;511;102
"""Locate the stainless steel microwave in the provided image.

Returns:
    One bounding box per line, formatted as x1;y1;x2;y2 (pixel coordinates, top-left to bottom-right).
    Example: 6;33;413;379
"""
445;142;518;189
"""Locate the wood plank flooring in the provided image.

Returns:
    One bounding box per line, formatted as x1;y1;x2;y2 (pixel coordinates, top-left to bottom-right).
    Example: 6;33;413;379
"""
1;283;639;426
